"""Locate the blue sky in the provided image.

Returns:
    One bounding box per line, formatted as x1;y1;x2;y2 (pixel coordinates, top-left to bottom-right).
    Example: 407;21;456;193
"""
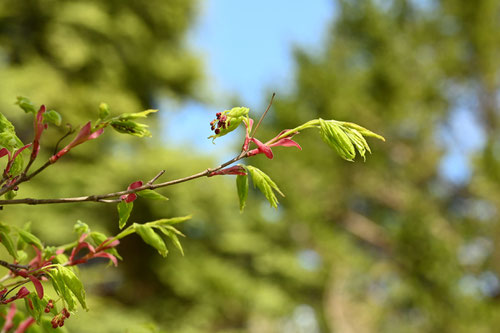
161;0;334;154
160;0;482;185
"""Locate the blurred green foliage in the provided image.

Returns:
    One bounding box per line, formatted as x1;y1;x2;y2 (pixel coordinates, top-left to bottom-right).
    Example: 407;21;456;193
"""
1;0;500;332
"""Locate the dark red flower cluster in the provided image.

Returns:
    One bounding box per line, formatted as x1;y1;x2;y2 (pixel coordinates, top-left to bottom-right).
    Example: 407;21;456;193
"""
44;299;54;313
210;112;231;135
51;308;70;328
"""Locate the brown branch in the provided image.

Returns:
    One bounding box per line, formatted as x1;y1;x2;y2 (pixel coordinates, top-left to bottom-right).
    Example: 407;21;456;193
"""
0;260;30;272
0;151;248;206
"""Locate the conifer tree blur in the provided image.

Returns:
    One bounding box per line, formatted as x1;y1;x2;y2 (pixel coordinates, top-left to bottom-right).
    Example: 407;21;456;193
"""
259;0;500;331
2;0;500;332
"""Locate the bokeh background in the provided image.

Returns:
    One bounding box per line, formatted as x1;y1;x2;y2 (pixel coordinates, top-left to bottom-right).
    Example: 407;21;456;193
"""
1;0;500;332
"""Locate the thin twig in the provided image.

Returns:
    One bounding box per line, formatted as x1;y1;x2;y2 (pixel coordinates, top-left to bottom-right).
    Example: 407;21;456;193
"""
147;170;165;185
250;92;275;139
53;124;74;155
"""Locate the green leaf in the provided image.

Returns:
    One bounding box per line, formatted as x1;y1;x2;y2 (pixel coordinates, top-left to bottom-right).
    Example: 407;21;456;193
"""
345;128;370;161
0;229;18;260
74;220;90;236
110;120;152;137
43;246;57;260
24;293;45;322
0;112;23;148
47;268;76;311
162;224;185;235
158;227;184;256
90;231;122;260
134;223;168;257
117;201;133;229
98;103;110;120
245;166;284;208
150;215;191;225
319;118;356;161
4;190;16;200
118;109;157;120
15;96;37;114
17;250;28;262
59;266;88;311
53;253;69;265
18;229;43;250
89;231;107;244
341;121;386;141
236;173;249;212
0;236;17;260
0;112;24;174
137;189;169;201
0;223;9;233
43;110;62;126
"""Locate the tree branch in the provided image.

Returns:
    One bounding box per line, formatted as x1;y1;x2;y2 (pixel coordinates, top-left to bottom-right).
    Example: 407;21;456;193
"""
0;151;248;206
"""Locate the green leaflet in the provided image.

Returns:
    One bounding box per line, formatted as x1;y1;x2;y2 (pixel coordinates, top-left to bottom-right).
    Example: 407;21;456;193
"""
98;103;111;120
43;110;62;126
317;119;385;161
90;231;122;260
24;294;46;322
137;189;169;201
340;121;386;141
157;227;184;256
0;112;25;175
117;201;133;229
73;220;90;236
18;229;43;250
0;230;18;260
134;223;168;257
15;96;37;114
345;129;369;161
245;166;284;208
110;119;152;137
59;266;88;311
118;109;157;120
4;190;16;200
236;173;249;212
149;215;192;225
319;118;356;161
47;268;76;311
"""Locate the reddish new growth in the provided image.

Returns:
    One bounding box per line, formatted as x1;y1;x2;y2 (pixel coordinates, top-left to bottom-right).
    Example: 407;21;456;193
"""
242;119;301;159
50;122;104;163
32;105;47;159
0;144;32;178
1;303;35;333
210;112;230;135
120;180;143;203
208;165;246;177
68;233;120;267
0;286;30;305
